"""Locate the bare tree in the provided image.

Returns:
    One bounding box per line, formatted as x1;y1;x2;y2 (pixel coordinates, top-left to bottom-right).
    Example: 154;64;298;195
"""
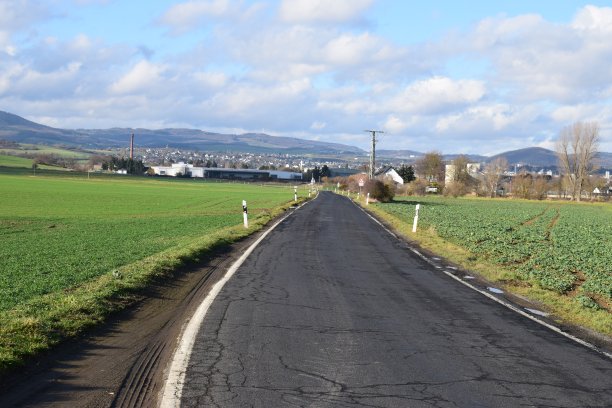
556;121;600;201
531;176;550;200
416;151;444;184
451;155;471;183
482;157;508;197
512;171;532;199
444;155;472;197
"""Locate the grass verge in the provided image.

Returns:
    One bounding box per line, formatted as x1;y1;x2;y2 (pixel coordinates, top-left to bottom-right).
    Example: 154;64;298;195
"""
0;198;305;373
359;199;612;337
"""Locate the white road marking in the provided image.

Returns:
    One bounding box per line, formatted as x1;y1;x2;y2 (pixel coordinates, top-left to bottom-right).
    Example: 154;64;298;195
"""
525;308;550;317
350;199;612;360
159;197;314;407
487;287;504;294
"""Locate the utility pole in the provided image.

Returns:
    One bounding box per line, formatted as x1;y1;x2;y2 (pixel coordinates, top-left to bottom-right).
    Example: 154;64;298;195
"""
365;130;384;179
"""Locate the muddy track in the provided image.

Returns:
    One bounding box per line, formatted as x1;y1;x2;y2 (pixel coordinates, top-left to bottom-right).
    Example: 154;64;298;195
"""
0;228;272;408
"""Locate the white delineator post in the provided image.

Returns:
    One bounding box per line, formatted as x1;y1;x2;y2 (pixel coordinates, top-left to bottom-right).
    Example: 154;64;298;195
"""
294;186;298;202
366;193;370;205
242;200;248;228
412;204;420;233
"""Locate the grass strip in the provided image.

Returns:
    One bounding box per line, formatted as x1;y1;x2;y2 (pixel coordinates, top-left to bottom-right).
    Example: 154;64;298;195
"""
0;198;304;373
358;198;612;337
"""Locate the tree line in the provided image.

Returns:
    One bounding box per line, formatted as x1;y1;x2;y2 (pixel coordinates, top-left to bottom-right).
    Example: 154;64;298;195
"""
324;121;606;201
101;156;146;174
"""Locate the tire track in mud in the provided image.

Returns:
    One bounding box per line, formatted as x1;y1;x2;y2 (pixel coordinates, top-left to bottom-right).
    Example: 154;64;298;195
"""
111;253;231;408
0;228;275;408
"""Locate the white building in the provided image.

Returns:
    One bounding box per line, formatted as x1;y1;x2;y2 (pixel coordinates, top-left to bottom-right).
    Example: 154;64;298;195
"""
375;166;404;185
445;162;481;184
150;163;302;181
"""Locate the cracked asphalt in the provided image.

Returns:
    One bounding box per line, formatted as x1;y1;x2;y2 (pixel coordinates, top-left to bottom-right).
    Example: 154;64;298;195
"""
180;191;612;408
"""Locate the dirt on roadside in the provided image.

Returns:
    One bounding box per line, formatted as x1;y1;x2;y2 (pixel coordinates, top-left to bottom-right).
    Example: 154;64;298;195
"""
0;231;264;408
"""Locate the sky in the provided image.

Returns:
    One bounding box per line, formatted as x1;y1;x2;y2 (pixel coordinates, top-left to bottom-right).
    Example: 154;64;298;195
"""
1;0;612;155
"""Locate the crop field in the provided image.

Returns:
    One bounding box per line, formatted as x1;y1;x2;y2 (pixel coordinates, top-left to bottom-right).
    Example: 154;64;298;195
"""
0;174;300;312
375;197;612;308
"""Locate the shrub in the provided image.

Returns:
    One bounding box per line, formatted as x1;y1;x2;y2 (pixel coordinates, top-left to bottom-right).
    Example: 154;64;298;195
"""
443;181;469;198
366;179;395;202
403;179;429;196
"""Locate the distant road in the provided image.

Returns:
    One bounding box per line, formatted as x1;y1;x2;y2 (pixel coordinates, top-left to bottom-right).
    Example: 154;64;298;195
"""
175;191;612;407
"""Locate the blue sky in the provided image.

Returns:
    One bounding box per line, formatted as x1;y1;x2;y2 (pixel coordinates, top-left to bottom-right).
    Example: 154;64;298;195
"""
1;0;611;154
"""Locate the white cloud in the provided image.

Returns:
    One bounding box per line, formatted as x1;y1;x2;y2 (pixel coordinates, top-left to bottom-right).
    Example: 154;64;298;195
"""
158;0;264;34
3;44;16;56
310;121;326;130
389;77;486;115
324;33;388;65
2;3;612;154
456;6;612;105
383;115;411;133
571;5;612;33
551;103;612;129
192;71;228;88
2;62;85;100
279;0;373;24
209;78;313;115
0;62;23;95
0;0;50;51
109;60;166;95
435;103;536;134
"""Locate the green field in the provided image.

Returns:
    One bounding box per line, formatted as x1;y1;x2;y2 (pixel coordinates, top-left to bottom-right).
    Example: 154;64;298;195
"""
0;174;304;369
0;154;66;170
0;175;300;311
0;144;91;159
374;197;612;309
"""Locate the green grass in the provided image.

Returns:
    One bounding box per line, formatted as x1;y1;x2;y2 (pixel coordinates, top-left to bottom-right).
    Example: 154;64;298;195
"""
365;195;612;335
0;154;65;170
0;174;306;370
0;144;91;159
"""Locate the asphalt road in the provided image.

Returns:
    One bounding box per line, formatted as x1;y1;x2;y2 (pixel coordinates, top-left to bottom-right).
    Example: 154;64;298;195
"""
179;191;612;408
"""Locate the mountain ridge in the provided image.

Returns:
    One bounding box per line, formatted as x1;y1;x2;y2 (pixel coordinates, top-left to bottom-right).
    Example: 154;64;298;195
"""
379;146;612;168
0;111;365;155
1;111;611;167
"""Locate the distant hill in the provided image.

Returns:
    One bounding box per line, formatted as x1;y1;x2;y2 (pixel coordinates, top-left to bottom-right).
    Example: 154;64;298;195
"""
488;147;612;169
0;111;364;155
487;147;558;167
596;152;612;168
1;111;610;167
379;149;493;164
377;149;423;159
380;146;612;169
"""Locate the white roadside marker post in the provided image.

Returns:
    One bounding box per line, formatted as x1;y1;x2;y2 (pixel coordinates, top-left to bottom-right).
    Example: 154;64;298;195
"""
412;204;420;233
366;192;370;205
294;186;298;202
242;200;248;228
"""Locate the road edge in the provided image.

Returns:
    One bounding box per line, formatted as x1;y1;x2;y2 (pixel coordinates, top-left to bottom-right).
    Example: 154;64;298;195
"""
158;195;316;407
347;195;612;360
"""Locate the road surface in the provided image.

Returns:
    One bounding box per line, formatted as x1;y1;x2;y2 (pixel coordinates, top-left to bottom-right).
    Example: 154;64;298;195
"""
175;191;612;408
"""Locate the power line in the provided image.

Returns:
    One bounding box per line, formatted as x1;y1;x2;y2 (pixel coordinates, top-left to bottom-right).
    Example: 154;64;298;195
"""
365;130;384;179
